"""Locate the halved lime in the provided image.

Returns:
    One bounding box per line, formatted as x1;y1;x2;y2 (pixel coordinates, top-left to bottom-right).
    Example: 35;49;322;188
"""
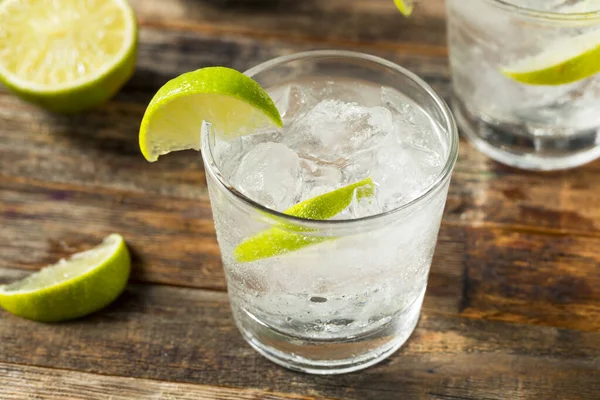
502;29;600;85
234;177;375;263
139;67;283;162
0;0;137;113
394;0;415;16
0;234;130;322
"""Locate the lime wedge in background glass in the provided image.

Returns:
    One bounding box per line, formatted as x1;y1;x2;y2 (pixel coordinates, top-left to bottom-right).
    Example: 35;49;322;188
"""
394;0;415;16
0;234;130;322
139;67;283;162
234;177;375;263
502;29;600;85
0;0;137;113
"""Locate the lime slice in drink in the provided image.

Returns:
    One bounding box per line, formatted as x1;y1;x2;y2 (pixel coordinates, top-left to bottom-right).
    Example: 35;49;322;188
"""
502;29;600;85
394;0;415;16
0;234;130;322
0;0;137;113
234;177;375;263
139;67;283;162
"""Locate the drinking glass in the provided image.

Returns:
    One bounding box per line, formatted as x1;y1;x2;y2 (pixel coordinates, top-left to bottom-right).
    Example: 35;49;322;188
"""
202;51;458;374
448;0;600;170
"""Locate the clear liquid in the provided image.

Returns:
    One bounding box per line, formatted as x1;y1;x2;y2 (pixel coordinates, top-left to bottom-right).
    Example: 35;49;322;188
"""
447;0;600;169
214;79;447;215
205;77;449;373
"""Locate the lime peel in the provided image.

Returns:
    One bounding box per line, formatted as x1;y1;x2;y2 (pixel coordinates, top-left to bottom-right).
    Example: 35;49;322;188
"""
394;0;414;16
0;234;131;322
0;0;138;113
234;177;374;263
502;29;600;85
139;67;283;162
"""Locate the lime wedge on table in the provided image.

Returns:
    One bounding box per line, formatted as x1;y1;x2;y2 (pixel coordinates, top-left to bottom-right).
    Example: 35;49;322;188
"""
139;67;283;162
0;0;137;113
502;29;600;85
0;234;130;322
234;177;375;263
394;0;415;16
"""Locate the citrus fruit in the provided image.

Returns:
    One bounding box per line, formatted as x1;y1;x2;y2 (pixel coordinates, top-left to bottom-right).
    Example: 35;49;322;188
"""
394;0;415;16
0;0;137;113
502;29;600;85
139;67;283;162
0;234;131;322
234;177;375;263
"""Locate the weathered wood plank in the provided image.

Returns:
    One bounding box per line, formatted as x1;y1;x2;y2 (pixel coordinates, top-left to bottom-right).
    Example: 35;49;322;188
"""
446;153;600;235
3;176;600;330
0;177;223;289
462;227;600;331
0;275;598;400
129;0;447;51
0;362;324;400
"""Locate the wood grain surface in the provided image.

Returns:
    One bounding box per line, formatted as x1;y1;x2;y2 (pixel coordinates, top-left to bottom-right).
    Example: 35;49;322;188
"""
1;270;599;400
0;362;323;400
1;0;599;399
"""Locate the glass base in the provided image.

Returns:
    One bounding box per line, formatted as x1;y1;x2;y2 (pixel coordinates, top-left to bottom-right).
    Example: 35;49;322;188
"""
231;293;424;375
452;94;600;171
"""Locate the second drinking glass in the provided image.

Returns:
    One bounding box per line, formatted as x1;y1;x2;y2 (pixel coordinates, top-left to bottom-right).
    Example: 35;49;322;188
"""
448;0;600;170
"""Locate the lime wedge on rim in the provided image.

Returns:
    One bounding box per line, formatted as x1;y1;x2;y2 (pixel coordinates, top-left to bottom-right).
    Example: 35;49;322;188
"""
0;0;137;113
502;29;600;85
234;177;375;263
138;67;371;262
139;67;283;162
0;234;130;322
394;0;415;16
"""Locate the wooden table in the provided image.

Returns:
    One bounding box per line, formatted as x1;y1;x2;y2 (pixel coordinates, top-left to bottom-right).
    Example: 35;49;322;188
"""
2;0;600;398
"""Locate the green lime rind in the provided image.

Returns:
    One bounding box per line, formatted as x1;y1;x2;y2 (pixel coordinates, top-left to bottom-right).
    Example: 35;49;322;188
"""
0;44;137;114
234;177;374;263
503;44;600;85
394;0;414;16
0;0;138;114
0;234;131;322
234;230;328;264
139;67;283;162
284;177;375;220
502;29;600;86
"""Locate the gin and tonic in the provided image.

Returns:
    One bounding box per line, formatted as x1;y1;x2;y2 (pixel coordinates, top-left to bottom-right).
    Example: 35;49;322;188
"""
448;0;600;170
201;51;458;374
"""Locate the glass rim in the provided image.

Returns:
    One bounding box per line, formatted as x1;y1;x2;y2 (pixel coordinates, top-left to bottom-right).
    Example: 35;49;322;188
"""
485;0;600;20
202;50;459;229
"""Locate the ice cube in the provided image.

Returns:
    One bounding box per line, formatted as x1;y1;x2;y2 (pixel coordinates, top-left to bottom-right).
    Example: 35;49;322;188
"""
299;158;343;200
215;130;282;180
285;99;394;164
373;131;444;211
381;86;414;118
232;142;301;211
271;84;319;124
333;186;380;220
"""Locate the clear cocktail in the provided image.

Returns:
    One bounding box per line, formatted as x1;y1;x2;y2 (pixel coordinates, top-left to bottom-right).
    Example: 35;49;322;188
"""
201;51;458;374
448;0;600;170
